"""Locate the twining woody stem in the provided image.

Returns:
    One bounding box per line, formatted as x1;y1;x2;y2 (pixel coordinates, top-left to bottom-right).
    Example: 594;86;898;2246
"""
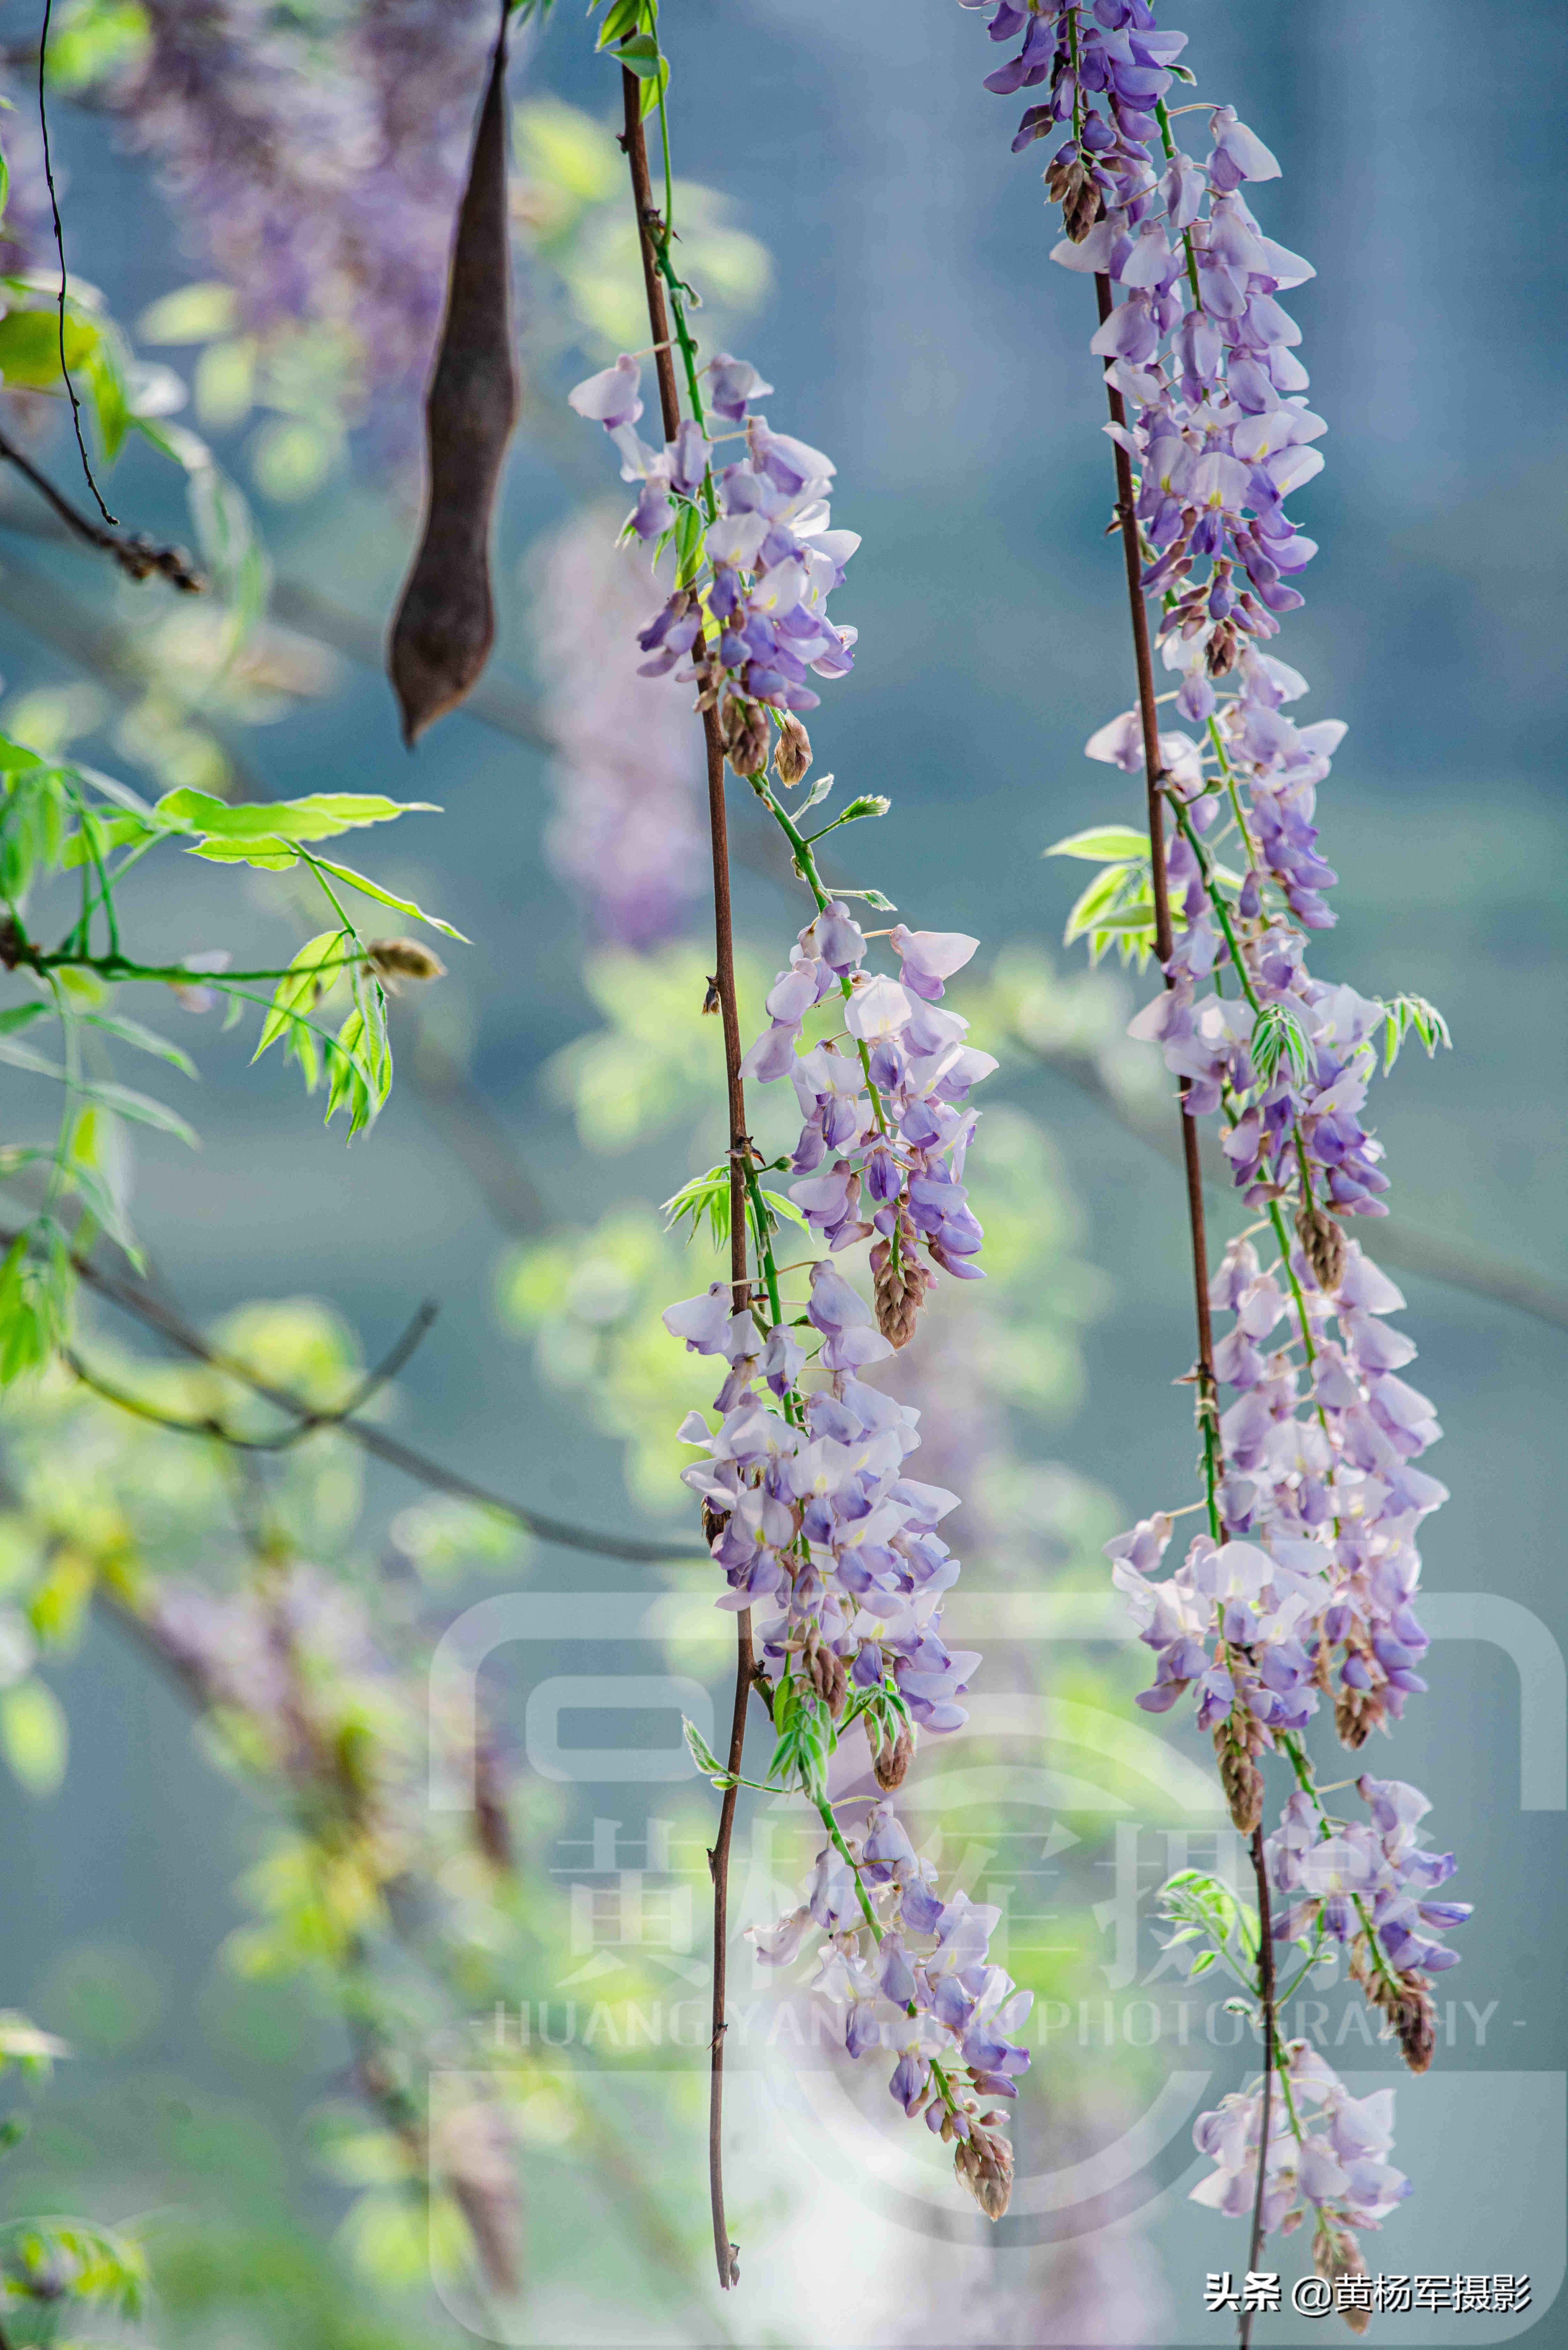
1091;267;1279;2344
1241;1823;1278;2350
1093;269;1222;1512
619;61;753;2293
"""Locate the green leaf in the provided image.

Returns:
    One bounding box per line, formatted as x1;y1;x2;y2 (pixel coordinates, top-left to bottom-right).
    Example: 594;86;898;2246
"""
673;498;705;588
759;1188;807;1232
795;771;835;814
0;306;99;391
638;54;670;116
662;1163;732;1250
682;1716;731;1782
0;1679;67;1796
1045;823;1150;862
80;1081;199;1146
77;1012;197;1077
595;0;647;44
1383;991;1452;1073
1250;1002;1313;1092
832;886;896;913
254;930;351;1062
1189;1948;1218;1976
0;1003;47;1038
159;788;439;844
306;857;468;942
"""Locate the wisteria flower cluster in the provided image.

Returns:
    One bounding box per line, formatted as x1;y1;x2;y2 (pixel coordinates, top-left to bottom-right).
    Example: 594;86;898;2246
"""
667;1281;1032;2189
745;901;992;1315
961;0;1463;2297
568;346;859;739
1192;2044;1409;2304
1267;1776;1472;1987
570;12;1025;2225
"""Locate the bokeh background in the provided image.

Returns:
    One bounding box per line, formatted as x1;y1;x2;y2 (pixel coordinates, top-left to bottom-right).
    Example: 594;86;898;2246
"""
0;0;1562;2342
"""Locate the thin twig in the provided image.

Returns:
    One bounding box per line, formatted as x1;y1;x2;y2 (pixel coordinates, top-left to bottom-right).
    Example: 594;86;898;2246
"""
0;1222;706;1565
61;1297;440;1450
0;422;204;588
619;60;752;2292
1012;1033;1568;1335
37;0;117;527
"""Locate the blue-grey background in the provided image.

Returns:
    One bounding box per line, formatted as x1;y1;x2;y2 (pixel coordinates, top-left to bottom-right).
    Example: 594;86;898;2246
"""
1;0;1563;2341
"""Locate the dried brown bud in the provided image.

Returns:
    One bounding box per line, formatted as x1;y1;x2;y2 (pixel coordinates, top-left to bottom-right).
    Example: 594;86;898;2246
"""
1205;619;1240;678
1314;2223;1370;2334
954;2123;1013;2221
700;1499;730;1550
722;693;769;777
1352;1944;1436;2075
871;1218;933;1350
773;713;812;786
0;918;20;972
872;1724;912;1792
702;975;721;1017
1297;1202;1346;1294
803;1628;848;1720
367;937;448;987
1214;1723;1263;1834
1045;158;1099;244
1334;1668;1385;1751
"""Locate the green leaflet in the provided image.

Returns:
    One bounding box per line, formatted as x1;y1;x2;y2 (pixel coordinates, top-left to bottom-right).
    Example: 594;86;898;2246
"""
158;787;440;844
306;857;468;942
1044;822;1150;861
253;930;352;1063
1250;1002;1314;1092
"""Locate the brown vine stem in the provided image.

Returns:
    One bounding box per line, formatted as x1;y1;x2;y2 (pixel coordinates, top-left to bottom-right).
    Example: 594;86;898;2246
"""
619;63;753;2292
1241;1823;1278;2350
1091;269;1279;2341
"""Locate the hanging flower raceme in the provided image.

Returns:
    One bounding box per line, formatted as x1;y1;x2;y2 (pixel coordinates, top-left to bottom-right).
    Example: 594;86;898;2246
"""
1191;2044;1410;2305
664;1256;1032;2181
962;0;1465;2274
578;99;1019;2204
568;348;861;739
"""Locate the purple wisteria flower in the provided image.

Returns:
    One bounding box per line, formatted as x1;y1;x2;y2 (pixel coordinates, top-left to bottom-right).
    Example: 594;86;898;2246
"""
1191;2042;1408;2283
568;349;860;719
738;901;992;1291
1266;1776;1472;1977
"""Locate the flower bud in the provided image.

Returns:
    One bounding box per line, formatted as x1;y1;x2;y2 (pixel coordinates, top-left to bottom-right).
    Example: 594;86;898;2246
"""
367;937;447;986
1214;1722;1263;1833
1296;1201;1346;1293
953;2122;1013;2220
773;714;812;786
872;1724;912;1792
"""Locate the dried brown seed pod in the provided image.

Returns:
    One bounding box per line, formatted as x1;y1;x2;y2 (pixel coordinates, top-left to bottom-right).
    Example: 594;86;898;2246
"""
389;14;518;745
